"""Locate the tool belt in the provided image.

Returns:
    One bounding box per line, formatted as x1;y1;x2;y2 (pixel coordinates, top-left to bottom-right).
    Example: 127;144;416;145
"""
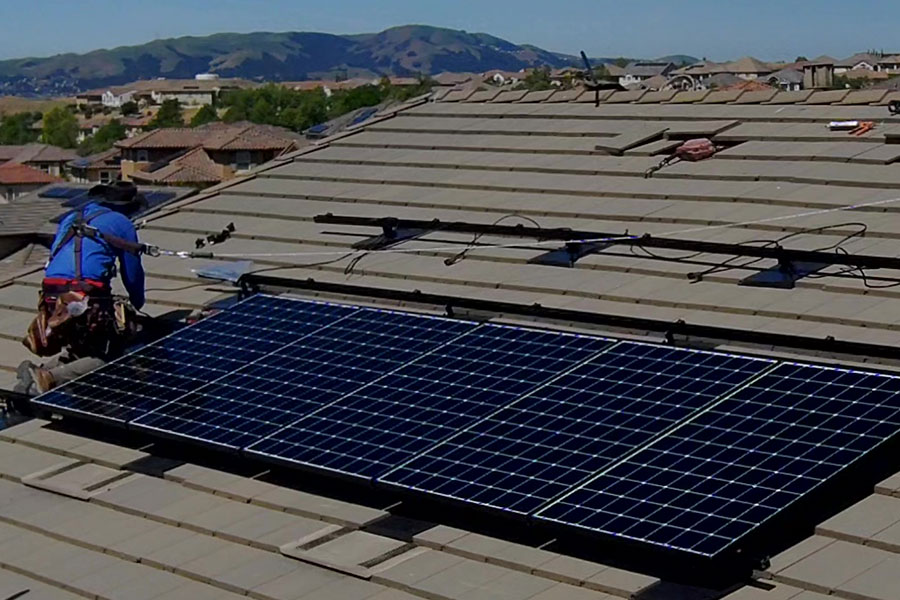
23;278;129;359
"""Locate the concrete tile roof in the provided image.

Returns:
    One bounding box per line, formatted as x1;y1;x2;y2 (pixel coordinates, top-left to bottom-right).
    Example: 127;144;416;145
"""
6;91;900;599
0;143;78;164
0;419;656;600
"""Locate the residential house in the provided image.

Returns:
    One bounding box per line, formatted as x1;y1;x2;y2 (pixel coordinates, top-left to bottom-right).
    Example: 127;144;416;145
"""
75;115;115;144
669;60;720;89
75;84;142;108
715;57;774;80
0;144;78;177
116;122;302;184
0;162;62;201
803;56;836;89
121;112;155;138
834;52;882;74
67;148;121;184
129;146;231;188
766;67;804;91
878;55;900;74
618;62;676;87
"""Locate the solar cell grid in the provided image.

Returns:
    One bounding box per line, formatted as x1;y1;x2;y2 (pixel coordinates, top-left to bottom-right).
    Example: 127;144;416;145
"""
536;362;900;557
129;301;476;448
246;324;611;479
380;342;773;514
35;295;357;425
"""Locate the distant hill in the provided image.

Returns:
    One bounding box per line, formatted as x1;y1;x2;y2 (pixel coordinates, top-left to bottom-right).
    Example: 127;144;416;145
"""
0;25;699;96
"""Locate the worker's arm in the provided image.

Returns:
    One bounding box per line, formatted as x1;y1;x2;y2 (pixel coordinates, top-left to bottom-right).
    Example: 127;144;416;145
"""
109;216;146;310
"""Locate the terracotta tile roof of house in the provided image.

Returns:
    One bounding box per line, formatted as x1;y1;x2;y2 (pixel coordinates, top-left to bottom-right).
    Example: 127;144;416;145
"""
0;161;62;185
116;123;300;152
131;147;224;184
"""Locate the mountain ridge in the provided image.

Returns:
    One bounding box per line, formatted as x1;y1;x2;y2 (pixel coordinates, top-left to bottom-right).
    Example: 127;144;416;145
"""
0;25;697;96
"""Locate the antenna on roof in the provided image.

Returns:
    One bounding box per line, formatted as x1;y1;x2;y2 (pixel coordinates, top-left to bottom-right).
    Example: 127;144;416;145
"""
581;51;602;107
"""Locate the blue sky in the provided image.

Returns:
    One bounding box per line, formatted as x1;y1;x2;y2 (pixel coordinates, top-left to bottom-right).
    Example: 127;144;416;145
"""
0;0;897;61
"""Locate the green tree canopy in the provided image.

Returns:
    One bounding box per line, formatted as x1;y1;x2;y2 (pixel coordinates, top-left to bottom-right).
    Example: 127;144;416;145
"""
149;99;183;129
0;112;40;145
190;104;219;127
77;119;127;156
120;101;139;116
519;67;553;91
42;106;79;148
215;79;434;132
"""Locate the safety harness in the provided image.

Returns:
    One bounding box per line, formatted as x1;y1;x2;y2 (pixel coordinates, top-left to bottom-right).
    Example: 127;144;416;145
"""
48;205;145;291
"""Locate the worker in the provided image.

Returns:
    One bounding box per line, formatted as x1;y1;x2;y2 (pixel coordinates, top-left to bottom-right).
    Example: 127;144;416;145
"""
17;182;146;395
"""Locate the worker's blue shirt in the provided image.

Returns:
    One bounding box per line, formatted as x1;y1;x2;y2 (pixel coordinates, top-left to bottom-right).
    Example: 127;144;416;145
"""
45;202;145;309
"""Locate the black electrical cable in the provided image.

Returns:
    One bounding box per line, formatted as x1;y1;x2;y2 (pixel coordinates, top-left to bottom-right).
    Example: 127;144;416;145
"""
444;213;543;266
687;222;870;281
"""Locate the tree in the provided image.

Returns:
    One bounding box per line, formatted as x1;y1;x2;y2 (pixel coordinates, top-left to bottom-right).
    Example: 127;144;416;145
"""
795;56;809;62
0;112;39;144
148;99;183;129
190;104;219;127
519;67;553;92
249;98;275;124
77;119;127;156
120;101;138;116
42;106;79;148
593;65;611;80
614;57;630;68
222;105;248;123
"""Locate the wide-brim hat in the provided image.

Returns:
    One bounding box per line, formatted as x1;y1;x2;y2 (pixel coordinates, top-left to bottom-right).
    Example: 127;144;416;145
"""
88;182;139;206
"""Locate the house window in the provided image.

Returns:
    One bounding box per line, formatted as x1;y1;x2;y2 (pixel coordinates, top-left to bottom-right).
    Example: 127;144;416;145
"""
235;151;252;171
100;170;113;184
136;150;149;162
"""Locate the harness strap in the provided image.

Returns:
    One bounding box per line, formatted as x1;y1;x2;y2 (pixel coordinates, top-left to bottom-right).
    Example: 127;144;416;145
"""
50;206;145;282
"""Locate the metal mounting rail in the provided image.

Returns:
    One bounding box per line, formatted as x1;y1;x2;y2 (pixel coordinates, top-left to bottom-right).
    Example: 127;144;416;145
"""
313;214;900;272
239;274;900;362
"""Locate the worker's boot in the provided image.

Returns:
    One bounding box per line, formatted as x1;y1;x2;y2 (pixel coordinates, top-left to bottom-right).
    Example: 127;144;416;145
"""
13;360;35;394
29;366;56;394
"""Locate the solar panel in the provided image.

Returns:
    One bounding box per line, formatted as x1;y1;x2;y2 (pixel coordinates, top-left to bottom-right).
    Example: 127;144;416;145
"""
128;303;476;449
40;187;86;199
535;362;900;557
245;324;612;478
379;343;773;514
35;295;356;426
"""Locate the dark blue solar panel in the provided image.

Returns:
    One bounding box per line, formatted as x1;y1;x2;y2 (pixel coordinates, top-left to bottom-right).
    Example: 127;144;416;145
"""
128;304;476;449
33;296;357;425
40;186;86;199
535;362;900;557
245;324;612;479
379;343;773;514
